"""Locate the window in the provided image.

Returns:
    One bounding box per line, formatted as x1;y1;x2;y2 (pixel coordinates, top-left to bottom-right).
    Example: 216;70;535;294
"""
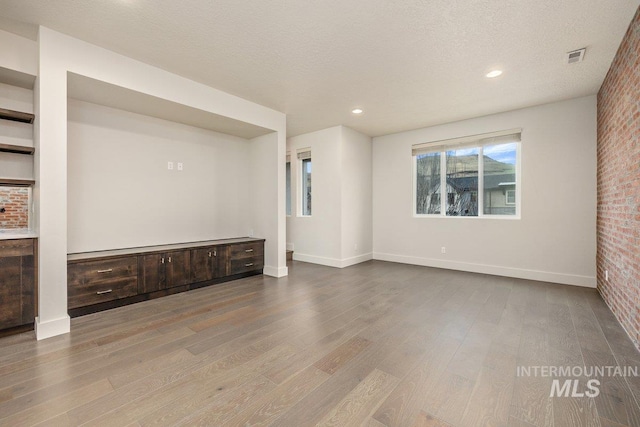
285;156;291;216
413;129;520;218
505;189;516;205
298;150;312;216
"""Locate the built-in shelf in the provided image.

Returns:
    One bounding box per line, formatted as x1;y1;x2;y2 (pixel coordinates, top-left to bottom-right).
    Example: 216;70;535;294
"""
0;108;34;124
0;179;35;187
0;143;34;155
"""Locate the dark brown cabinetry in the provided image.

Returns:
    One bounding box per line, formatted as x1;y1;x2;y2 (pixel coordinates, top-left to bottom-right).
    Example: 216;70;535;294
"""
0;239;36;331
67;256;138;309
68;238;264;315
138;249;191;293
229;241;264;275
191;246;229;282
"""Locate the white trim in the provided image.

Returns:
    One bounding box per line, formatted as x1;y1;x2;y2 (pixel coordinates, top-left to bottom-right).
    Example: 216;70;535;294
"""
372;252;596;288
35;315;71;340
263;265;288;278
293;252;373;268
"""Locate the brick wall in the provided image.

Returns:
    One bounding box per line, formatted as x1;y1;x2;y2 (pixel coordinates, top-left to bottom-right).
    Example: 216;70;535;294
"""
597;6;640;351
0;187;29;229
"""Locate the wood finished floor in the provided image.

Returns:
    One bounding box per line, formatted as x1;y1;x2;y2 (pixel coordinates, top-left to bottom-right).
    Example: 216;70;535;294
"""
0;260;639;427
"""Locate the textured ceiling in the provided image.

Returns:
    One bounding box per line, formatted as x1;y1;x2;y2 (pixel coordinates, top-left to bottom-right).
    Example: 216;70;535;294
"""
0;0;638;137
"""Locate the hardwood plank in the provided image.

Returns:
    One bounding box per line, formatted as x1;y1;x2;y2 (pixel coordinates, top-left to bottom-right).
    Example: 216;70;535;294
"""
411;410;455;427
227;366;330;426
313;335;372;375
315;368;400;426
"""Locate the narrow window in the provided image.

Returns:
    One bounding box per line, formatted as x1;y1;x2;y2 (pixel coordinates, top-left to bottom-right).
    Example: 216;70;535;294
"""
298;150;312;216
285;159;291;216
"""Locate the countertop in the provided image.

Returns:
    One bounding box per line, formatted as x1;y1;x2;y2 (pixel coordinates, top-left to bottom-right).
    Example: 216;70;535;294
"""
67;237;265;261
0;229;38;240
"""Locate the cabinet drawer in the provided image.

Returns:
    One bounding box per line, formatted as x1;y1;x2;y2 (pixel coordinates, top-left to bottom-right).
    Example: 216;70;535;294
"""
229;256;264;275
229;242;264;259
0;239;34;257
68;257;138;309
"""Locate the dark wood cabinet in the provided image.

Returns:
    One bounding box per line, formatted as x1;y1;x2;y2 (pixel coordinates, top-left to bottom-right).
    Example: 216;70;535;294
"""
139;249;191;292
67;238;264;315
138;253;166;293
67;256;138;309
0;239;36;331
192;246;229;281
166;250;191;288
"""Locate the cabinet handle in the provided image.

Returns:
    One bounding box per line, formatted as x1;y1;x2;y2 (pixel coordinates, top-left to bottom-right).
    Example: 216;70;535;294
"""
214;250;217;257
96;289;113;295
208;251;212;257
245;249;254;253
245;263;254;267
161;257;165;264
97;269;113;273
168;257;172;263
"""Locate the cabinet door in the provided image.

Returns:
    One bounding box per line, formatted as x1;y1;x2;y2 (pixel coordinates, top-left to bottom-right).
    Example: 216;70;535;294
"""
0;256;23;328
191;247;213;283
139;254;166;293
166;250;191;288
214;246;229;278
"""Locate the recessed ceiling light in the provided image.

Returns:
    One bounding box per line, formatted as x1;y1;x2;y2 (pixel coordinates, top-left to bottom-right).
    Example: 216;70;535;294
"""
486;70;503;78
351;108;363;114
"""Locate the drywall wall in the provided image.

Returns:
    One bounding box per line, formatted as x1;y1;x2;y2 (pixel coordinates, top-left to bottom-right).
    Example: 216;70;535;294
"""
67;99;251;253
340;126;373;265
597;7;640;350
286;125;372;267
0;28;37;76
0;82;34;181
372;96;597;287
35;26;287;339
287;126;343;264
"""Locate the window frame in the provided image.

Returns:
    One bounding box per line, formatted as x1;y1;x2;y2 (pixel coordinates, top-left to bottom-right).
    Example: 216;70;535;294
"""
285;154;291;217
505;189;516;206
412;130;521;220
297;149;312;217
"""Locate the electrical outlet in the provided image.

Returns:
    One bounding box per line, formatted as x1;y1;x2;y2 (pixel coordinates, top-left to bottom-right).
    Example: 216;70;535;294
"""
177;162;183;171
167;161;174;170
441;246;446;254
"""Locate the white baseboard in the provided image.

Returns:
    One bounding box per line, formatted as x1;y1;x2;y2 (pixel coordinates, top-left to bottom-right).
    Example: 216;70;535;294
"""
263;265;288;278
292;252;373;268
372;252;596;288
35;315;71;340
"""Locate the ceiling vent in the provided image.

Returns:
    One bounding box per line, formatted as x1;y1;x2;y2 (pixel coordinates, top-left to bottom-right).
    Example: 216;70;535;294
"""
566;48;586;64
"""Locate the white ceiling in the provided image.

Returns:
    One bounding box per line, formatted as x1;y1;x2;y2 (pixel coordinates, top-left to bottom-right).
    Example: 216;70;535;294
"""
0;0;638;137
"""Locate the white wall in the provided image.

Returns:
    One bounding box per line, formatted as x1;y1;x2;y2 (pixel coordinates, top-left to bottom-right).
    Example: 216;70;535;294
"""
0;83;34;180
67;100;252;253
35;27;287;340
340;126;373;264
287;126;343;263
0;29;37;76
286;125;372;267
373;96;597;287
